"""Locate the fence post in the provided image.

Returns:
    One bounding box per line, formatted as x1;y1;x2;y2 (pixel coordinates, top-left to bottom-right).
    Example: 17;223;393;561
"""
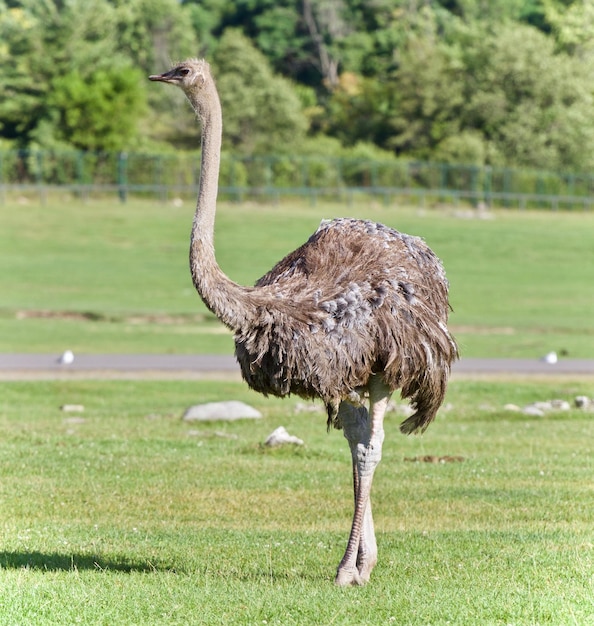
117;152;128;203
155;155;166;202
440;163;447;190
229;154;241;202
265;155;273;193
300;156;307;189
36;151;46;205
75;151;85;199
483;166;492;206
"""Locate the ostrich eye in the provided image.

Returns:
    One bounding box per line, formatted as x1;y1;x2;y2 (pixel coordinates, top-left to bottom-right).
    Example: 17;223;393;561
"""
179;68;190;76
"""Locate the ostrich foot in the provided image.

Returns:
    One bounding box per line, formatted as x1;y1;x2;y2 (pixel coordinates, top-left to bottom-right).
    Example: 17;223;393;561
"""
356;555;376;584
334;565;365;587
334;553;376;586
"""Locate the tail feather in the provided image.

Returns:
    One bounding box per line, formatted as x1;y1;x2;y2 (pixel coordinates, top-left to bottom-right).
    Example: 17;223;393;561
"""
326;400;340;431
398;361;450;434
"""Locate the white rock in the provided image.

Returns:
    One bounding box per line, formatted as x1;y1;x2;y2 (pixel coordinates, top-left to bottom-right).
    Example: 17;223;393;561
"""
60;404;85;412
541;351;557;364
533;401;554;411
264;426;304;447
182;401;262;422
58;350;74;365
293;402;323;414
528;399;571;413
522;405;545;417
503;403;521;412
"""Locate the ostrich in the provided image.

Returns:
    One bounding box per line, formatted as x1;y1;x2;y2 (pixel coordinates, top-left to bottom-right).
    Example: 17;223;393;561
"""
149;59;458;586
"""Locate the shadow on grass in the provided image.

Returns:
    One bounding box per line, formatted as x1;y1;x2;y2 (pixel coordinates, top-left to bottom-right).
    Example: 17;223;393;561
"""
0;551;327;582
0;551;175;573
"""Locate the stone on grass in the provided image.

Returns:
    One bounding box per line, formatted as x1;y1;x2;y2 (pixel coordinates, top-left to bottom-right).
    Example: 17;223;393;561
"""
293;402;323;415
61;404;85;412
532;401;555;412
522;405;545;417
520;399;571;417
549;399;570;411
264;426;304;447
182;400;262;422
574;396;591;409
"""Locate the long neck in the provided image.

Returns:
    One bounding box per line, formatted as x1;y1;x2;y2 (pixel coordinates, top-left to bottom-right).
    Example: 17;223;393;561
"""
186;80;251;331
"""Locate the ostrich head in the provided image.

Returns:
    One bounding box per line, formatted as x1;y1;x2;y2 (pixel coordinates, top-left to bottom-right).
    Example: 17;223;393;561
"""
149;59;214;114
149;59;209;88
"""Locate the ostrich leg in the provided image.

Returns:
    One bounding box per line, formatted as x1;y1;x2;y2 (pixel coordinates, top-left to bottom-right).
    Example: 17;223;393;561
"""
335;377;390;586
338;403;379;585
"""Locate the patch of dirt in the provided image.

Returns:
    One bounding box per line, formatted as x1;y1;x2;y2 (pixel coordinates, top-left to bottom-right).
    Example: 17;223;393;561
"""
451;325;515;335
452;324;594;336
15;309;212;325
16;310;110;322
404;455;465;464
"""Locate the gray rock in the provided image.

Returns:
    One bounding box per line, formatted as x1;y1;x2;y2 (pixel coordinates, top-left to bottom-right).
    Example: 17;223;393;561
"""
182;400;262;422
575;395;591;409
549;399;570;411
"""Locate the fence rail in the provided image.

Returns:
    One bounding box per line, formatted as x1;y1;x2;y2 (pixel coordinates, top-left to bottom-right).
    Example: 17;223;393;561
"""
1;149;593;209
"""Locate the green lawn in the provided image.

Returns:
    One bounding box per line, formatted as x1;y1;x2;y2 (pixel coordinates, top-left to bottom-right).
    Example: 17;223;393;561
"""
1;378;593;624
1;197;593;357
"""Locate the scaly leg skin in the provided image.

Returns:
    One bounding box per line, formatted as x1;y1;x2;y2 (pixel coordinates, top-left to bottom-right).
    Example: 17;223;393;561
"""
335;377;390;586
357;499;377;583
345;417;378;583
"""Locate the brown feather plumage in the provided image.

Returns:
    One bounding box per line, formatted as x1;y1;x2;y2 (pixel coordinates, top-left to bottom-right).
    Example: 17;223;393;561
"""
234;218;458;434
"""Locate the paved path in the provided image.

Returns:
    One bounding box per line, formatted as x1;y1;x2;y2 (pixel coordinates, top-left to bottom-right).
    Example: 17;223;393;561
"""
1;353;593;380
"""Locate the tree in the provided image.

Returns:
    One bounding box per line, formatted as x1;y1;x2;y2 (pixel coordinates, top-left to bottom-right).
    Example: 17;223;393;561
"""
47;67;145;152
461;23;594;170
0;0;200;151
0;0;148;150
387;34;466;159
213;29;307;154
111;0;199;73
324;7;466;158
546;0;594;58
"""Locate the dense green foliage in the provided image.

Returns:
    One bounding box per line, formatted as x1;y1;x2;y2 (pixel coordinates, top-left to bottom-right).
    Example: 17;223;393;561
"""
2;1;594;169
1;379;593;623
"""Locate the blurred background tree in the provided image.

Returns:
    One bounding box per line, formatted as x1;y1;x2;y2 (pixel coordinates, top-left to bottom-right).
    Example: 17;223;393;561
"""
2;0;594;170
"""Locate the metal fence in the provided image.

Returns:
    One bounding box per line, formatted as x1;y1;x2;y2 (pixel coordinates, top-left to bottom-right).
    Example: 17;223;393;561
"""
1;149;593;209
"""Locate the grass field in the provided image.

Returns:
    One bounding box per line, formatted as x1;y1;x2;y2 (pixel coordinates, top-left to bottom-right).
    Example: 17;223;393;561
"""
1;377;593;624
1;196;593;358
2;196;593;623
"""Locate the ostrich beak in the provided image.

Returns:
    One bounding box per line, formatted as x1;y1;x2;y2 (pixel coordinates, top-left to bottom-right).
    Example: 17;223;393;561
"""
149;69;177;83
